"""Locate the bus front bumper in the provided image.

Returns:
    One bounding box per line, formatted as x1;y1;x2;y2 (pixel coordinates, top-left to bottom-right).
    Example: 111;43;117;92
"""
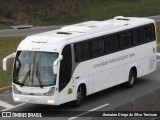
13;93;59;105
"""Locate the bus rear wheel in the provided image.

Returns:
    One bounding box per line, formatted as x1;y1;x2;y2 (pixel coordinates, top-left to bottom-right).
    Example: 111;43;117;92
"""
73;85;84;106
126;69;136;88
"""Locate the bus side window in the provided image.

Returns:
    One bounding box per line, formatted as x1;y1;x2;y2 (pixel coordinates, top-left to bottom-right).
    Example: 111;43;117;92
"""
90;37;105;58
75;41;90;62
134;27;146;45
59;45;72;92
119;31;133;49
145;24;156;42
105;34;119;54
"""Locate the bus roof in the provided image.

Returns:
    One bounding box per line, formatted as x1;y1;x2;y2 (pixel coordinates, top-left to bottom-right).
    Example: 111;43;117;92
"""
20;16;155;51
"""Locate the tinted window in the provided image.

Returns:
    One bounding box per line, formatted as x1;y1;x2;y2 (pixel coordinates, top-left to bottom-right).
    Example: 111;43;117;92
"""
145;24;156;42
134;27;146;45
119;31;133;49
75;41;90;62
59;45;72;91
105;34;119;54
90;37;105;58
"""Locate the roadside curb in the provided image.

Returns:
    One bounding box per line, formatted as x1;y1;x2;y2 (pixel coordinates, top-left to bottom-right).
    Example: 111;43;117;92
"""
0;85;12;92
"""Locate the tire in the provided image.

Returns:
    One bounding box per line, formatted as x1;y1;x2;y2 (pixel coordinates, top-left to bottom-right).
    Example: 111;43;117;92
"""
72;85;84;107
126;69;136;88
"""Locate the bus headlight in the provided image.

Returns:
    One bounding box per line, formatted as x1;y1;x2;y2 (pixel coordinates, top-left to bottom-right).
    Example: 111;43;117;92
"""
13;84;22;94
47;100;54;104
14;98;20;101
43;87;55;96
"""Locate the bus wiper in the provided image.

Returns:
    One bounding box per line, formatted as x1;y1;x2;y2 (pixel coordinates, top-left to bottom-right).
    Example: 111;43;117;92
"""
36;63;43;89
21;63;31;87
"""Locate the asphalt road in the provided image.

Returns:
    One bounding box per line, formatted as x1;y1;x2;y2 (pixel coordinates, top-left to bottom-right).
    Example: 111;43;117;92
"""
149;15;160;22
0;26;63;37
0;15;159;37
0;49;160;120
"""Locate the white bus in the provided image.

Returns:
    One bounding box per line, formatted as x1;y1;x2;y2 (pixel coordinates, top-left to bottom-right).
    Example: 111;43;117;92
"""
3;16;157;106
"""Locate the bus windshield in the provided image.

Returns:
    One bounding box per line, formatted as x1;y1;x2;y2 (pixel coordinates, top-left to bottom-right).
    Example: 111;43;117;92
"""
13;51;58;87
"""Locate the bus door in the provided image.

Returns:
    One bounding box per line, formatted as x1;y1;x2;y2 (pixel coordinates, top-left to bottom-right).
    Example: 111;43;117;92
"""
58;45;75;104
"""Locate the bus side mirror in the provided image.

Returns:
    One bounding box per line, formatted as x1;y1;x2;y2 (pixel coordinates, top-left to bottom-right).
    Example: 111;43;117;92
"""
53;55;63;74
3;52;16;71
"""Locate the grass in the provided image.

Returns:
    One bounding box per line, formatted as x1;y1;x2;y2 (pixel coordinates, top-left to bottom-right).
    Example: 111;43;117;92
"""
0;36;25;88
30;0;160;26
0;22;160;88
156;23;160;43
0;24;11;30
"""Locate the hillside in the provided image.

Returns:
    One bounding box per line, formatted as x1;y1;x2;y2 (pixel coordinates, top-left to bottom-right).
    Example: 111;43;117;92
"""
0;0;82;24
0;0;160;28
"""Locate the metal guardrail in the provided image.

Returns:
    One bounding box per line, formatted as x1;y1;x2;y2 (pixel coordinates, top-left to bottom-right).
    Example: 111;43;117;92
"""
11;25;33;29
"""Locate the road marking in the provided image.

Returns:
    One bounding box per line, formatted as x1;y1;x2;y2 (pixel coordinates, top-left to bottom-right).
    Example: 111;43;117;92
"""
0;100;14;109
156;53;160;56
2;103;26;111
68;103;110;120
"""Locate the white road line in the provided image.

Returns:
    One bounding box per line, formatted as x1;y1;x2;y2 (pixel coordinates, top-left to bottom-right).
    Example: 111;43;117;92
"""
0;100;14;109
68;103;110;120
2;103;26;111
156;53;160;56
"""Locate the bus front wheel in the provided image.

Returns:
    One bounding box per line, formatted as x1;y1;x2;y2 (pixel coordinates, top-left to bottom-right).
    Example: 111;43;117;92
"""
73;85;84;106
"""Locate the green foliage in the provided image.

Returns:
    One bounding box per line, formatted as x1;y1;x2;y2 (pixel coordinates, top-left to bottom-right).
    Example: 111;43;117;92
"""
30;0;160;26
1;0;160;27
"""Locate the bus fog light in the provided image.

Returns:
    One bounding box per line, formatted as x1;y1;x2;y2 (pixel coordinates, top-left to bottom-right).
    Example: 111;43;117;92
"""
47;100;54;104
43;87;55;96
14;98;20;101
